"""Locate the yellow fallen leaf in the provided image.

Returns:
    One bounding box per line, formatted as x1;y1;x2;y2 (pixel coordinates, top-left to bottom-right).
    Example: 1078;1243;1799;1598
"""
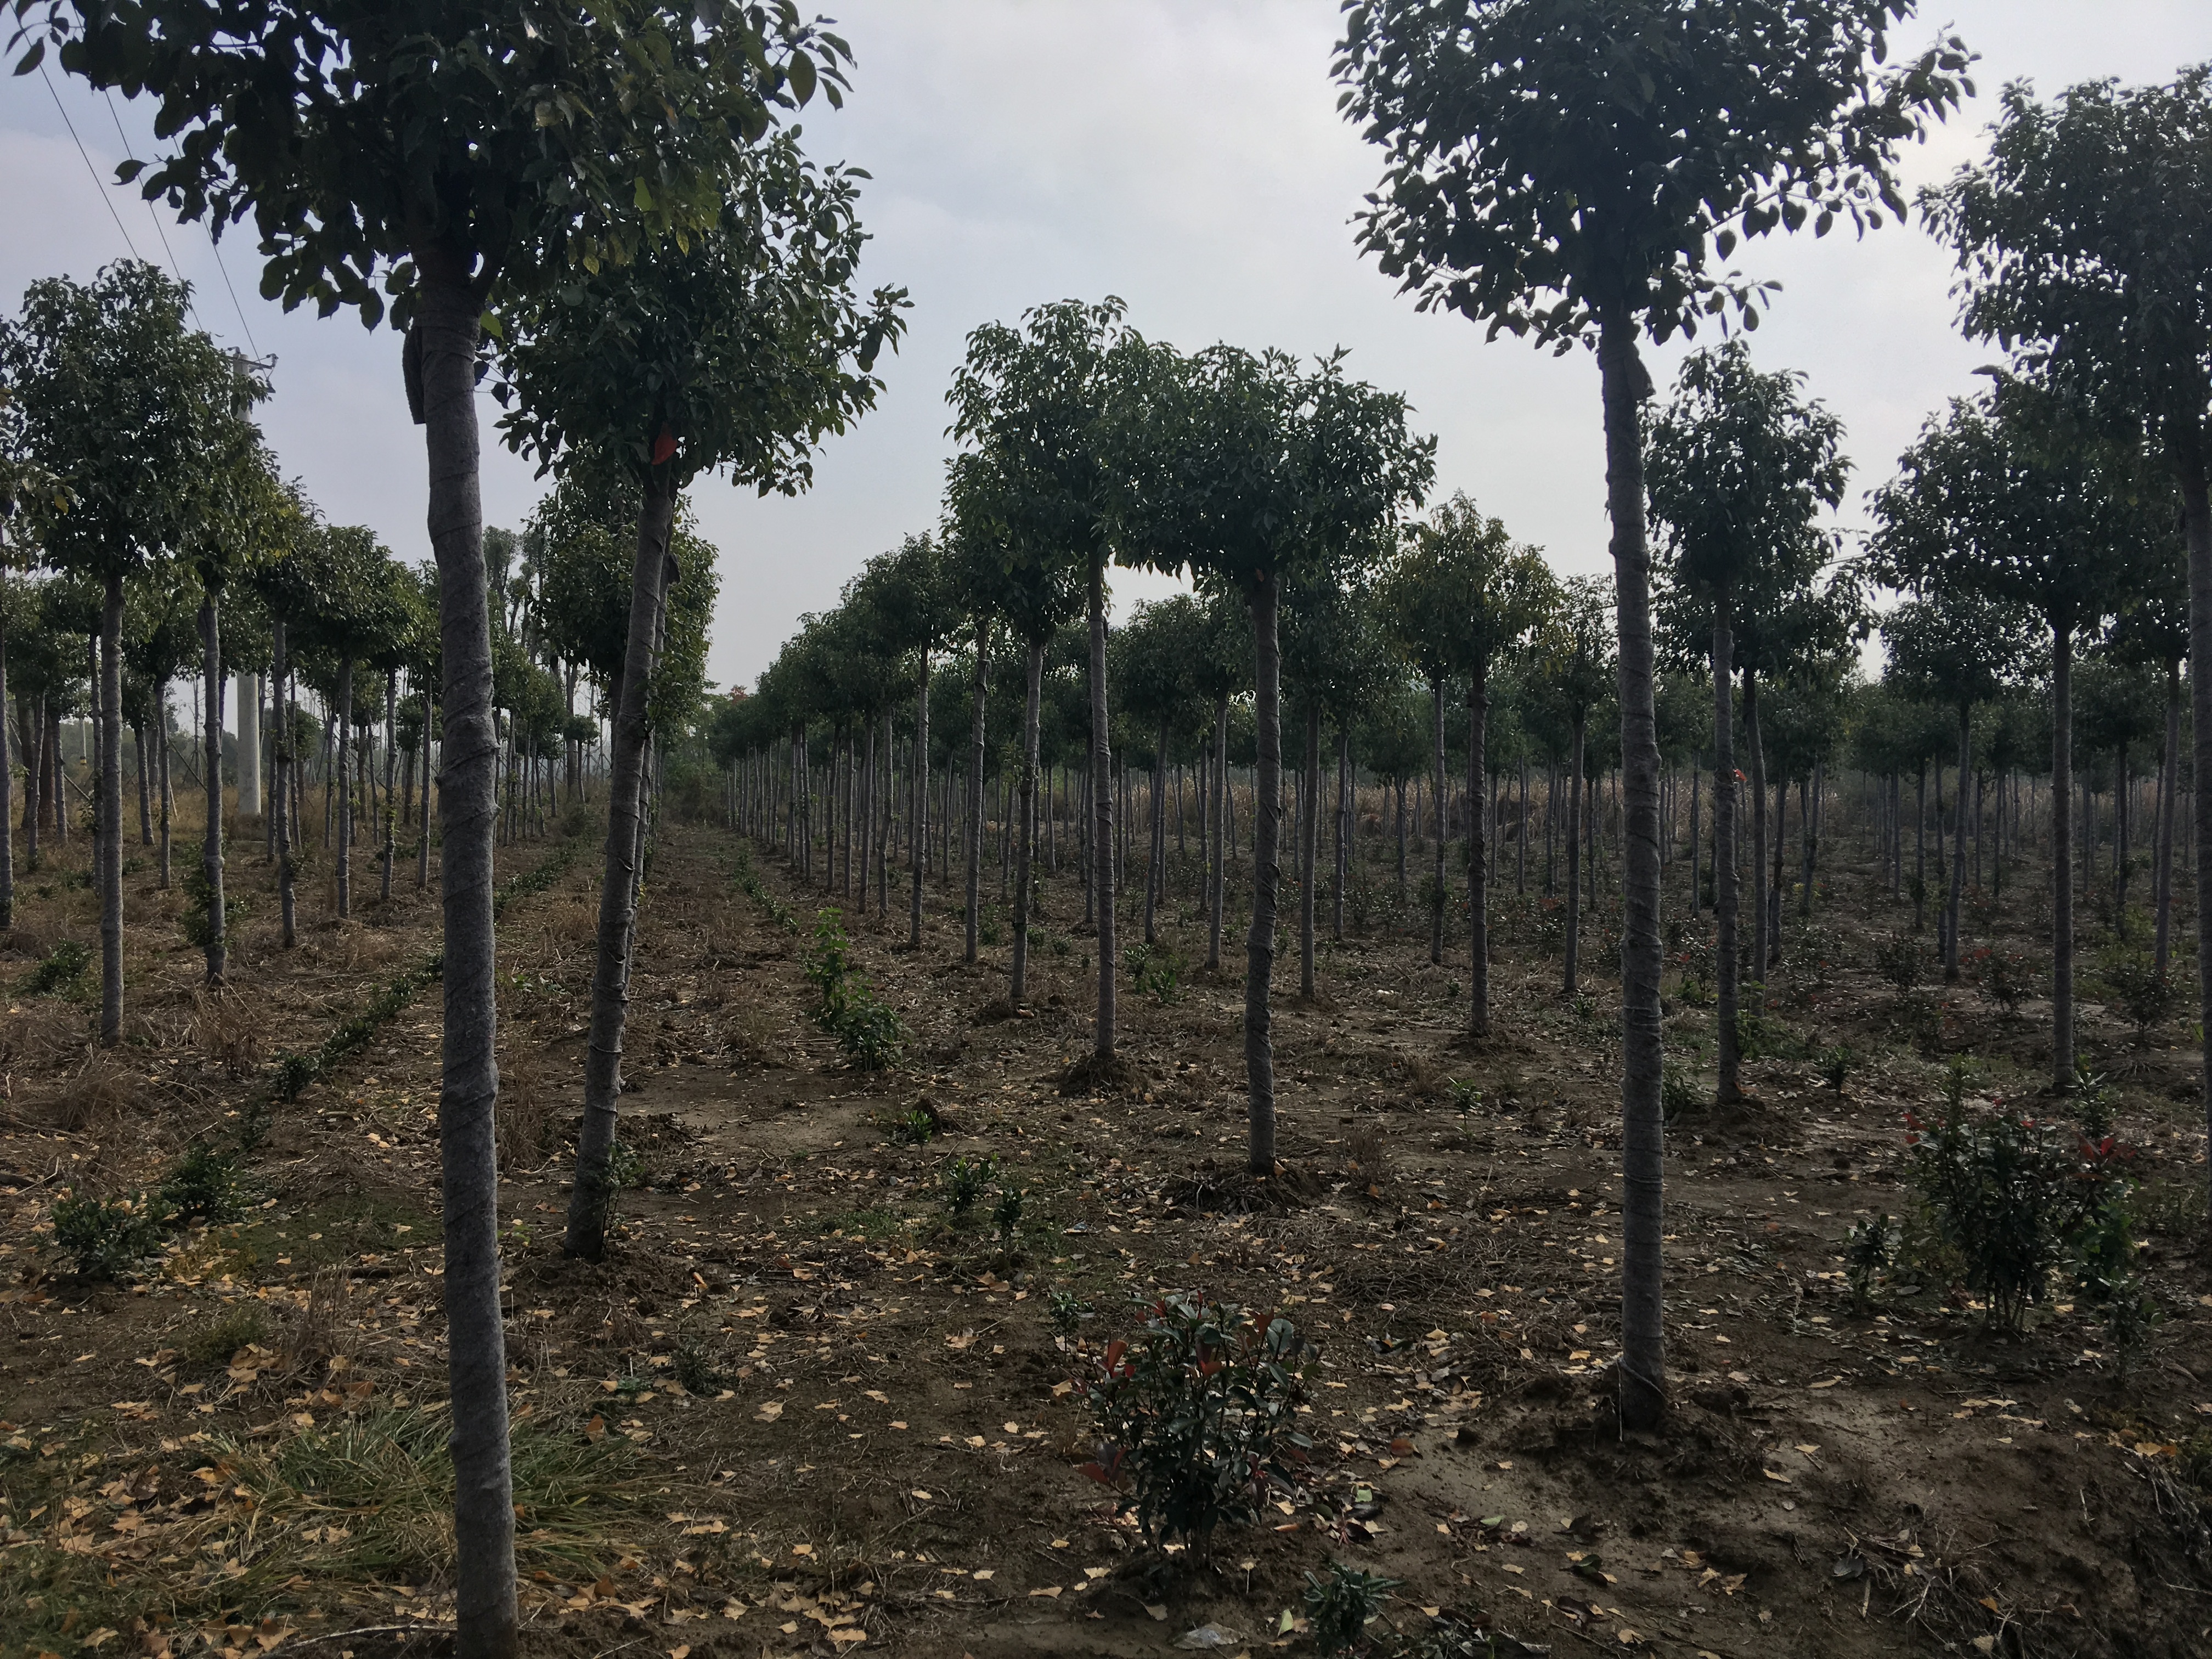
755;1401;783;1423
1762;1469;1791;1484
1030;1585;1062;1598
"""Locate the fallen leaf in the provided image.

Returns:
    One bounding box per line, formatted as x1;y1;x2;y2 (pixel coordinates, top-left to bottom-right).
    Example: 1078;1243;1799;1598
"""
755;1402;784;1423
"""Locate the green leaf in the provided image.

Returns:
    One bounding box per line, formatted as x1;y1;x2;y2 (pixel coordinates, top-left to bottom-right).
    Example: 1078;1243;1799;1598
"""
787;51;817;106
633;176;654;211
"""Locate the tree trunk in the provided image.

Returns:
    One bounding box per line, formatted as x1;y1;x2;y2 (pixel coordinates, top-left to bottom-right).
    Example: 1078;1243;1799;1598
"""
1144;712;1167;946
1299;700;1320;1000
1209;699;1230;972
1564;711;1585;995
415;267;517;1658
2157;654;2180;977
273;624;296;947
238;669;261;819
0;630;11;930
1743;668;1767;984
1945;704;1971;980
20;691;38;871
1332;725;1348;941
965;619;987;964
2052;622;2075;1089
1245;573;1283;1173
909;653;930;951
381;671;399;901
157;687;171;888
199;592;225;986
1430;679;1446;965
2185;456;2212;1232
335;654;354;918
1799;761;1820;918
98;575;123;1041
1600;314;1667;1432
1468;662;1491;1037
1088;560;1116;1064
134;717;152;847
417;698;435;890
1012;639;1043;1003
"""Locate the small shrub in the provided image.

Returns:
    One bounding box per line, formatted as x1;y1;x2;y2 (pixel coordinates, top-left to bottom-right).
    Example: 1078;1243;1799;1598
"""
181;1304;270;1368
887;1104;940;1146
160;1142;249;1225
940;1153;998;1217
1660;1064;1701;1123
806;911;907;1070
1447;1079;1480;1118
1076;1294;1314;1550
53;1190;169;1279
992;1186;1025;1240
1124;942;1184;1005
1874;932;1926;997
180;863;246;951
1843;1214;1894;1312
1818;1043;1855;1094
2101;951;2180;1041
21;938;90;997
1048;1289;1093;1338
1971;945;2038;1018
672;1339;726;1397
1304;1559;1400;1655
2073;1186;2159;1372
2073;1066;2117;1140
1905;1063;2137;1331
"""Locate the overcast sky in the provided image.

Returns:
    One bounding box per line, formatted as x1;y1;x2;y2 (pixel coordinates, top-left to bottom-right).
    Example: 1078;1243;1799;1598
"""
2;2;2205;705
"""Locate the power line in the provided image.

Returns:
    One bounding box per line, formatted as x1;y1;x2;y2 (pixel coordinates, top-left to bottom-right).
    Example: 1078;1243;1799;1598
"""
40;63;142;266
98;88;214;343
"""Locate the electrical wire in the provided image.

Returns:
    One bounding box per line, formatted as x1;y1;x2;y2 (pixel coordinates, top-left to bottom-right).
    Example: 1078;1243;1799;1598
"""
103;88;263;362
38;63;142;265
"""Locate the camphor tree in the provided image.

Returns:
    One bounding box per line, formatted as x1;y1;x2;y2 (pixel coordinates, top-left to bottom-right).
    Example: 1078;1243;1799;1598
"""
1336;0;1973;1429
948;299;1143;1084
17;5;869;1644
1378;490;1554;1033
1114;341;1431;1174
1531;575;1616;997
0;381;69;930
491;143;902;1262
1922;65;2212;1172
0;259;264;1033
1646;341;1847;1101
944;444;1085;1000
1867;386;2157;1081
1878;591;2037;974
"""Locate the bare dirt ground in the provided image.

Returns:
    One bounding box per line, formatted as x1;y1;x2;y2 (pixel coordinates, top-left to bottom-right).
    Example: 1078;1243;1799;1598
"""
4;802;2210;1659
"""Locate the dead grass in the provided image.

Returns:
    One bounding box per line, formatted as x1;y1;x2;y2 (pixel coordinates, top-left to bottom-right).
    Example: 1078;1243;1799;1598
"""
193;987;267;1081
53;1053;133;1136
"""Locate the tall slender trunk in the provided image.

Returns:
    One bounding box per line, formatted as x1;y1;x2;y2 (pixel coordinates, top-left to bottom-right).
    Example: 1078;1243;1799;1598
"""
335;655;354;918
417;698;434;890
238;670;261;819
1945;704;1971;980
20;691;39;871
1429;679;1446;964
1468;662;1491;1037
1688;761;1703;917
1564;711;1585;995
381;671;399;901
910;653;930;951
1245;573;1283;1173
199;592;225;986
1743;668;1767;984
133;717;151;847
156;689;171;888
415;267;517;1659
1769;775;1786;967
2156;654;2180;977
965;619;987;965
1799;761;1820;918
1299;701;1320;1000
1331;726;1348;941
1143;713;1166;946
2182;455;2212;1233
2052;622;2075;1089
0;628;12;929
1012;639;1043;1003
1600;313;1666;1434
1209;697;1228;973
273;624;296;947
1088;560;1116;1064
98;575;123;1040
